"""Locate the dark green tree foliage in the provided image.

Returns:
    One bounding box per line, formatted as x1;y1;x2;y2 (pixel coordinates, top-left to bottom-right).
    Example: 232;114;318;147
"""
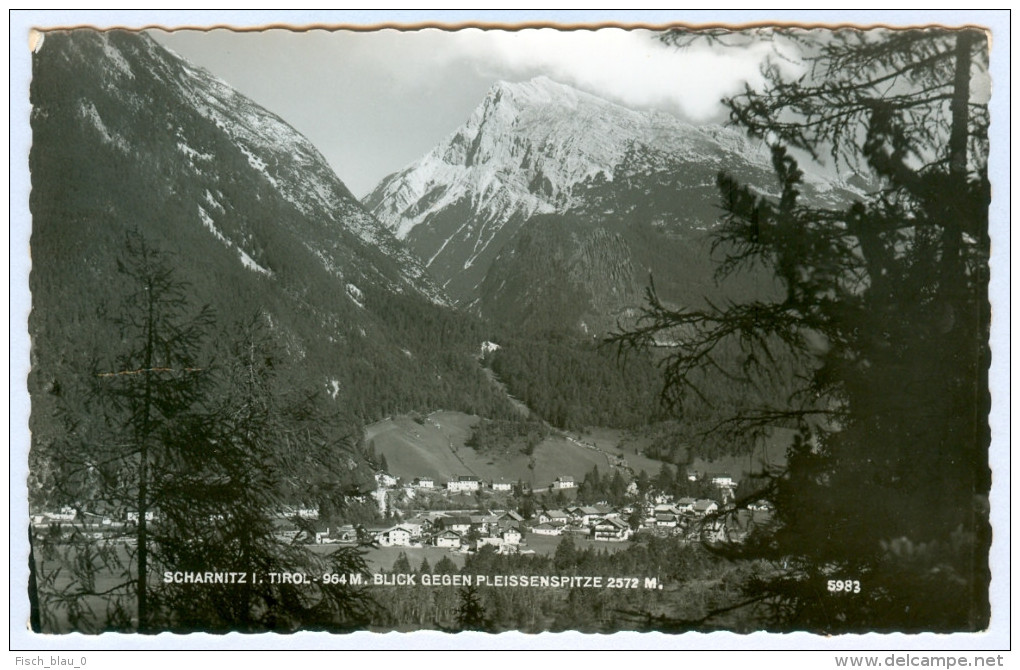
369;536;756;633
455;584;491;632
156;314;376;632
487;338;661;430
574;465;631;505
616;28;991;631
34;233;215;632
33;238;377;633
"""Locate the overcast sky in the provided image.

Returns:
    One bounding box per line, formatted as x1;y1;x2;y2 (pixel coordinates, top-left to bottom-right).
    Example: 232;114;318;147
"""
150;28;795;196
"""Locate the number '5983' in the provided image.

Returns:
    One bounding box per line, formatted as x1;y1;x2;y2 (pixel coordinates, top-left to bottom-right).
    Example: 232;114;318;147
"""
827;579;861;593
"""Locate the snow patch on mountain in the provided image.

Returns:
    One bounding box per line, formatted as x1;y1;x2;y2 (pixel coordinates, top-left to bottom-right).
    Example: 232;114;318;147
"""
78;100;129;152
197;205;228;244
237;249;272;276
346;283;365;308
198;205;272;277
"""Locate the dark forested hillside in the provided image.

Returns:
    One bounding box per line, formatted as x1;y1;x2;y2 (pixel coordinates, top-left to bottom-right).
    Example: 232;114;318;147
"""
484;337;662;430
28;30;520;510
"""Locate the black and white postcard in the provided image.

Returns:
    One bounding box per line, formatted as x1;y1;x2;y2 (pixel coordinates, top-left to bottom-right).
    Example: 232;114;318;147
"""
12;10;1009;654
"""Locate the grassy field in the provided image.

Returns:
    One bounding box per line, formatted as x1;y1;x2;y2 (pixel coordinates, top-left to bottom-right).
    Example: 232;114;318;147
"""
366;411;619;488
365;411;790;489
572;426;671;476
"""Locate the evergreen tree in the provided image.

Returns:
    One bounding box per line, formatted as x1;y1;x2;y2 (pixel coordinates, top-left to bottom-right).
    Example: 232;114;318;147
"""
34;233;215;632
635;470;652;497
554;536;578;570
33;236;377;632
391;552;412;574
616;27;991;632
455;584;490;632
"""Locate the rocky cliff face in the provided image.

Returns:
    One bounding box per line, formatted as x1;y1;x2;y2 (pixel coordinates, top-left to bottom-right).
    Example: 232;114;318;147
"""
365;76;858;332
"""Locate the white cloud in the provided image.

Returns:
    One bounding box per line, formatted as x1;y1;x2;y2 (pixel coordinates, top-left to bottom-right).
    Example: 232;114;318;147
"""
436;28;803;121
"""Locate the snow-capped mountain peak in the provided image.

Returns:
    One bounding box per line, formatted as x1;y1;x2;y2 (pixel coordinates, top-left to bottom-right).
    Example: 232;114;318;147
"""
362;76;776;304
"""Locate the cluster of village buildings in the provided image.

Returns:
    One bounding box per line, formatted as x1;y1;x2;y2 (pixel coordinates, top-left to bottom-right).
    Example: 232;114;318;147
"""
383;473;579;493
322;470;772;552
32;470;772;550
331;496;772;553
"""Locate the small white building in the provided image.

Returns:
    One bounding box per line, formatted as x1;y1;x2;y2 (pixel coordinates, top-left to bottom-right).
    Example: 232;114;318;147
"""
693;499;719;516
501;527;523;545
491;479;512;492
592;518;631;542
552;475;576;490
655;513;679;528
475;536;504;551
437;516;473;534
412;477;435;489
447;475;480;493
709;473;736;488
569;506;603;526
675;498;697;514
376;472;398;488
331;525;357;543
376;526;413;547
435;530;462;548
399;521;424;538
531;523;562;536
540;509;570;525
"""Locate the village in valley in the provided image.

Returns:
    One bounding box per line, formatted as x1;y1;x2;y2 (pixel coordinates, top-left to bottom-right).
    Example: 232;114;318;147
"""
30;462;775;570
29;406;781;568
311;466;774;559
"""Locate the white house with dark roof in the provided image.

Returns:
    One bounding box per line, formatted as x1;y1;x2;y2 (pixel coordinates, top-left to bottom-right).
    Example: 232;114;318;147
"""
376;526;414;547
531;523;562;536
693;499;719;516
491;478;513;492
497;510;524;523
501;526;523;544
709;473;736;488
675;497;697;514
592;517;631;542
552;475;576;489
447;475;481;493
435;530;462;548
437;515;473;534
540;509;570;525
655;513;679;528
569;506;603;526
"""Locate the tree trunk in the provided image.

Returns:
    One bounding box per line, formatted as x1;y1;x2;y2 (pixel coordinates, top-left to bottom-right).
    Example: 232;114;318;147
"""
136;272;156;633
943;30;975;281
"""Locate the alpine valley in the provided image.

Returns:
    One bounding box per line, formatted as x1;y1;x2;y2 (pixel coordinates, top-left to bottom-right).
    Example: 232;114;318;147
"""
28;30;523;502
28;31;844;495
